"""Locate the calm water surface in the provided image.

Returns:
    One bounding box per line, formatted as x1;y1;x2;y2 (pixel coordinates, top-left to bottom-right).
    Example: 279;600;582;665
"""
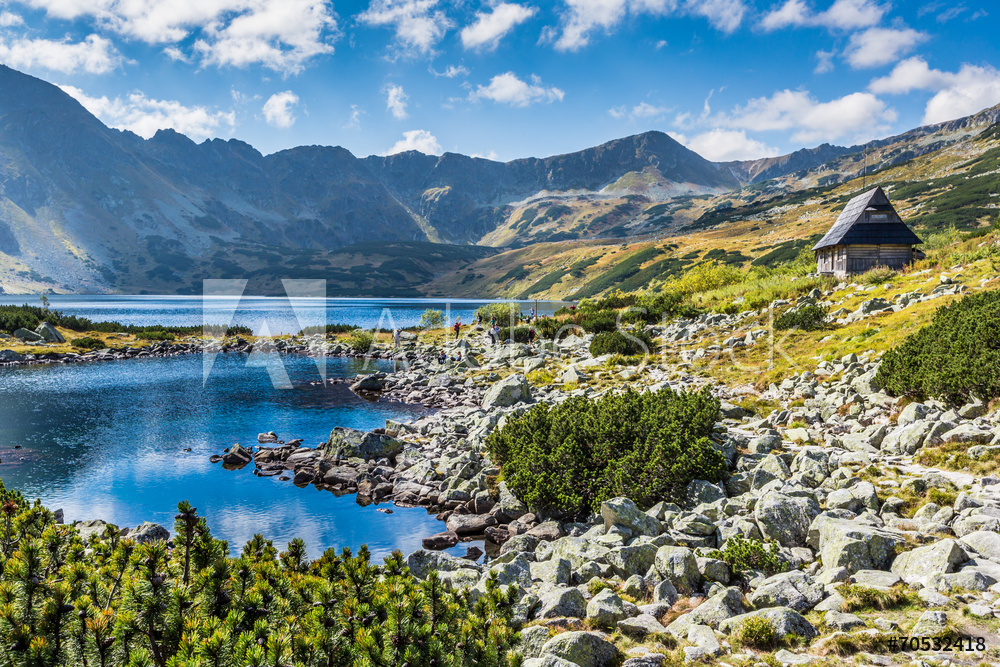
0;351;468;559
0;295;568;333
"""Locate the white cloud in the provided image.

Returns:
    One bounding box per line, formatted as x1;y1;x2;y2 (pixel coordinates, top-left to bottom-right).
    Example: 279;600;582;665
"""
470;72;564;106
815;49;835;73
262;91;299;128
683;129;779;161
384;129;443;155
845;27;926;69
461;2;536;50
20;0;337;74
760;0;885;31
609;101;669;121
430;64;469;77
60;84;236;141
385;83;408;119
359;0;453;56
344;104;364;129
717;88;897;144
552;0;746;51
870;57;1000;124
470;149;500;160
0;34;123;74
0;11;24;26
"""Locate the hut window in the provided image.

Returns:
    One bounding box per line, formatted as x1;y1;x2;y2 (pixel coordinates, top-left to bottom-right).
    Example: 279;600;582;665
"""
870;213;888;221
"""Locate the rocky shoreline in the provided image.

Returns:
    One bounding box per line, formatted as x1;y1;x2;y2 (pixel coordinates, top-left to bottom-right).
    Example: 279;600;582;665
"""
208;281;1000;666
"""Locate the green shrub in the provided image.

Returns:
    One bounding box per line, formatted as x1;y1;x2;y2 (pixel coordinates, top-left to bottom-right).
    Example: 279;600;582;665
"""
707;535;786;576
475;302;521;325
485;387;725;516
858;266;897;285
875;289;1000;403
346;330;375;352
419;308;445;328
577;310;618;333
499;326;531;343
589;330;654;357
533;317;562;339
70;336;105;350
732;616;779;650
774;304;828;331
0;488;520;667
135;331;175;341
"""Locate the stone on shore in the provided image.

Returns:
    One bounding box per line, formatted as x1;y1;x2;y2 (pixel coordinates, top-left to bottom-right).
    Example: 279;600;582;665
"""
325;427;403;461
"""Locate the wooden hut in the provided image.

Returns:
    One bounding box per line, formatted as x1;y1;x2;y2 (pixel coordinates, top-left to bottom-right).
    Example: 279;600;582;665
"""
813;186;922;277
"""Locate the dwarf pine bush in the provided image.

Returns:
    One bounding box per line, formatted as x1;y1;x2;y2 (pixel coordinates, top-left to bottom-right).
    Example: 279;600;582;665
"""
874;289;1000;403
774;304;828;331
0;487;520;667
589;330;654;357
485;387;725;515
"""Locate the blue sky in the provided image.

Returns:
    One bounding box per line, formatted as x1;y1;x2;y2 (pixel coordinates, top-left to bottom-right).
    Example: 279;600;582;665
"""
1;0;998;162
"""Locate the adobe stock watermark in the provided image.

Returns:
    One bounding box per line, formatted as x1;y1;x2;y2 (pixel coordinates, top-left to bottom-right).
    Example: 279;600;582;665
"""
202;279;327;389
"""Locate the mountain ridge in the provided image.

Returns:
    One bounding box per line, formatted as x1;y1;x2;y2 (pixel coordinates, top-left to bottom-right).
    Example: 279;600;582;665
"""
1;64;998;295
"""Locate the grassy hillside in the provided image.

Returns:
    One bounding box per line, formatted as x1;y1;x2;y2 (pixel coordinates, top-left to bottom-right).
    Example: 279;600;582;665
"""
426;113;1000;301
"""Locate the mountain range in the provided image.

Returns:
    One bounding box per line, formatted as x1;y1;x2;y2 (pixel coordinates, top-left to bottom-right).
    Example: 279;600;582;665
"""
0;64;998;296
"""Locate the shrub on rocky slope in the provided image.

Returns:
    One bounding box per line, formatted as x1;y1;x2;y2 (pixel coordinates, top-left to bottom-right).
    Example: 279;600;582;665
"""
875;288;1000;403
485;387;725;516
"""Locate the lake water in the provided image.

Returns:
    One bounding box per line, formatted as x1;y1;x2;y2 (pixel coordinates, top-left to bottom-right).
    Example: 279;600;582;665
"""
0;296;570;558
0;295;568;334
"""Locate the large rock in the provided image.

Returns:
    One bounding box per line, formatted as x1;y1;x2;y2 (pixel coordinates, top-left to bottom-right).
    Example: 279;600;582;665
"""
350;373;386;392
222;443;253;467
537;587;587;619
749;571;824;612
13;328;43;342
325;427;403;461
0;350;25;362
755;492;820;547
909;610;949;637
482;374;531;409
719;607;818;640
586;589;627;627
687;587;746;627
551;537;611;570
540;631;621;667
654;546;701;595
127;522;169;543
35;322;65;343
446;513;497;536
406;550;482;580
960;531;1000;562
602;497;661;537
607;543;659;579
618;614;668;638
891;539;966;585
881;422;933;456
811;517;902;574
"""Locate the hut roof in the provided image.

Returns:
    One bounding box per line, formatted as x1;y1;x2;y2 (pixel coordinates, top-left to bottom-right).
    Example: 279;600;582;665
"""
813;186;922;251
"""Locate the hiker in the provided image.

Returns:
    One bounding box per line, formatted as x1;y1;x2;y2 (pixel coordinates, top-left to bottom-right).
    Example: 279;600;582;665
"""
437;350;447;364
392;328;401;349
528;327;536;346
489;325;500;346
453;318;461;339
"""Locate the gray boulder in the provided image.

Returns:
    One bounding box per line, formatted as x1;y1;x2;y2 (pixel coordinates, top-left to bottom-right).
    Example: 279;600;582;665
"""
960;531;1000;561
482;374;531;409
607;543;659;579
909;610;949;637
602;497;660;536
0;350;25;362
586;589;627;627
618;614;668;638
687;586;746;627
749;570;824;612
537;587;587;619
35;322;65;343
325;427;403;461
824;611;866;631
127;522;170;543
719;607;818;640
654;546;701;595
810;517;902;573
13;328;43;342
755;492;820;548
891;539;965;585
406;550;482;580
540;631;620;667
